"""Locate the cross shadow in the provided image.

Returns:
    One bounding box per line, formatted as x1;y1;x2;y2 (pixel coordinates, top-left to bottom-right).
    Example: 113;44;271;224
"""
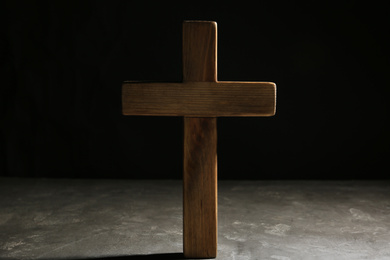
68;253;185;260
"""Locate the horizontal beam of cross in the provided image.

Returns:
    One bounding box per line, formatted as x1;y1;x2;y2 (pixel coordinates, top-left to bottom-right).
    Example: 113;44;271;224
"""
122;81;276;117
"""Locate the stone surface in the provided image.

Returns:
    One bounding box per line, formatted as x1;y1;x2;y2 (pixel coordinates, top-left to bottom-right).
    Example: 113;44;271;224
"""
0;178;390;260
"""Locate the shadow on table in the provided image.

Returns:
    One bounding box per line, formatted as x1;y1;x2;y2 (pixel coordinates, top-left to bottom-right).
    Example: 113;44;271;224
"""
86;253;185;260
1;253;186;260
63;253;186;260
0;253;188;260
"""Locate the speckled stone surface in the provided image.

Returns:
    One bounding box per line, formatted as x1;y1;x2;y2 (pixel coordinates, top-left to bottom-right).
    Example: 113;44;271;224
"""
0;178;390;260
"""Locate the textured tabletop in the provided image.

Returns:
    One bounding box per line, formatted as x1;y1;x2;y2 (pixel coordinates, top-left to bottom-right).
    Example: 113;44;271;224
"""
0;178;390;260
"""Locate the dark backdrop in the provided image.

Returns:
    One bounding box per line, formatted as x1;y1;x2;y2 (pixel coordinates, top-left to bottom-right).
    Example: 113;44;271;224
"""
1;1;389;179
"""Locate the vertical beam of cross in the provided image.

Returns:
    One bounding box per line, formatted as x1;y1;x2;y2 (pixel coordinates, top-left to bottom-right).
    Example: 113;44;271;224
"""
183;21;218;258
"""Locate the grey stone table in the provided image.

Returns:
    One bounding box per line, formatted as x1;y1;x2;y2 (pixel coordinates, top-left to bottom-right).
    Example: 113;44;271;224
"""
0;178;390;260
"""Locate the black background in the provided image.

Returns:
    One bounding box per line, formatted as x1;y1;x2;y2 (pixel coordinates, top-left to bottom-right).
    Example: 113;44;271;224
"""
1;1;389;179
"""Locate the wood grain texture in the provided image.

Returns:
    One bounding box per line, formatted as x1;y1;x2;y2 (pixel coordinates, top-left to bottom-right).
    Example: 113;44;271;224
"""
183;117;217;258
122;81;276;117
183;21;218;259
183;21;217;82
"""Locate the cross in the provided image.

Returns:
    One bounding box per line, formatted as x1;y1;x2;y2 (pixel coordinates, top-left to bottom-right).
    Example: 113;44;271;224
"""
122;21;276;258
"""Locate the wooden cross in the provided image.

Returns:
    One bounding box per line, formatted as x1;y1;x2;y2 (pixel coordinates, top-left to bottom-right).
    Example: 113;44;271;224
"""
122;21;276;258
